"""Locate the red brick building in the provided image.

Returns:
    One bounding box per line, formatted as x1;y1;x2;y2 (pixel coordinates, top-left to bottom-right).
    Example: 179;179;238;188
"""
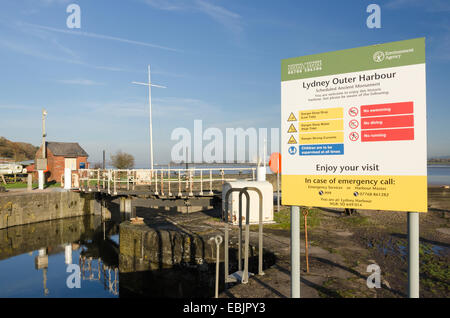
35;142;89;182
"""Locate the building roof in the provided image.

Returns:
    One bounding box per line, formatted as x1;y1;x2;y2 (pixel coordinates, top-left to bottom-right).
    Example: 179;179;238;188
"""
46;142;89;157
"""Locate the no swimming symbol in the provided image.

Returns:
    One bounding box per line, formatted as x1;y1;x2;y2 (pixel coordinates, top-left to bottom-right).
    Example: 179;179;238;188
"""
349;107;358;117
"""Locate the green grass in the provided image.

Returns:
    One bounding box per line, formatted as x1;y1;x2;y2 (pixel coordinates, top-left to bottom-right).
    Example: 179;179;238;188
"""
3;182;61;189
341;215;370;226
263;207;322;230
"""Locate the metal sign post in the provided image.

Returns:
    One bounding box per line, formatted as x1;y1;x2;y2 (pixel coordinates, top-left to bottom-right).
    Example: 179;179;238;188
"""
408;212;420;297
291;206;300;298
281;38;427;298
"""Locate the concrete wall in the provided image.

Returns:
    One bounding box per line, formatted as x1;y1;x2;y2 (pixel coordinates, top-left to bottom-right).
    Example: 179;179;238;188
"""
0;191;95;229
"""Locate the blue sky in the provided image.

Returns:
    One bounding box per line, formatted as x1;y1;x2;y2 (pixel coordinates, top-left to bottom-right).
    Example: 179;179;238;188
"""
0;0;449;167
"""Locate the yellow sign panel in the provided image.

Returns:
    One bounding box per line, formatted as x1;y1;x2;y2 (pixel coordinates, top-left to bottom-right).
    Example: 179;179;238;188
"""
299;119;343;132
287;112;297;121
299;131;343;144
282;175;427;212
299;107;343;121
287;124;297;133
288;135;297;144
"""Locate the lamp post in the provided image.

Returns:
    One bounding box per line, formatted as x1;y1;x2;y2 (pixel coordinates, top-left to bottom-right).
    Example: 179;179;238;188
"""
38;109;47;190
132;65;166;170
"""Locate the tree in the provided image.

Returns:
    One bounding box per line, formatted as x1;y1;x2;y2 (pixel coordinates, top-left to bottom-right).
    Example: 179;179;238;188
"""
110;151;135;169
92;162;103;169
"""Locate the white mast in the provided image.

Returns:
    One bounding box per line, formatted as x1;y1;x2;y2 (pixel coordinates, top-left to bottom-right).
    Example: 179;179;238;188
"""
132;65;166;170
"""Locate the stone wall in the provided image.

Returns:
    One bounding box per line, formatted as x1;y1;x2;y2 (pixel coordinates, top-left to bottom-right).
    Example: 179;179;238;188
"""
0;190;95;229
119;222;216;273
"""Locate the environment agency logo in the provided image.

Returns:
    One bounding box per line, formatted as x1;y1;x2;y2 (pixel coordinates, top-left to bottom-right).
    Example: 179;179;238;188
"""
373;51;385;63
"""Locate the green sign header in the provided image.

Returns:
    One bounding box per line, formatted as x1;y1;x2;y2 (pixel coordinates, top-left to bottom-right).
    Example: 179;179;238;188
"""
281;38;425;82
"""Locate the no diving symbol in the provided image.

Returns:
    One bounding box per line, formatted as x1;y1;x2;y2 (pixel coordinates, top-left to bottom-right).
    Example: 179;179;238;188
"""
349;120;359;129
349;132;359;141
349;107;358;117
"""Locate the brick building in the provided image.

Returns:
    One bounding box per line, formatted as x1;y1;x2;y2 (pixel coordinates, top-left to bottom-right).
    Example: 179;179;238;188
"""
35;142;89;182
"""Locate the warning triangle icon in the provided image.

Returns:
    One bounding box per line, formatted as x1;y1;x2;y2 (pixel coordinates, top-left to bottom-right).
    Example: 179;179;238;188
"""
287;112;297;122
288;135;297;144
287;124;297;133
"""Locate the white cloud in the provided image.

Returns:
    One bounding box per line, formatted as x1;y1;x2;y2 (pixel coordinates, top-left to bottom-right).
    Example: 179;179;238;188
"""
0;38;136;72
21;22;182;53
195;0;242;33
56;79;106;86
142;0;243;34
385;0;450;12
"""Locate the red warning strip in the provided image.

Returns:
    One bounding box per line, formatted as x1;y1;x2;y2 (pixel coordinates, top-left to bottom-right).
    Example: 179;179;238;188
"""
361;128;414;142
361;102;413;118
361;114;414;130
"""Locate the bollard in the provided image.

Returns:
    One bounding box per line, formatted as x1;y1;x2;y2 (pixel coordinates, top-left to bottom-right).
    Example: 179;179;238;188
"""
27;174;32;191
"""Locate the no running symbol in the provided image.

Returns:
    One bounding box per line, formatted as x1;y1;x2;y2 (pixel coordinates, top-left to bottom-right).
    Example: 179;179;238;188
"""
349;132;360;141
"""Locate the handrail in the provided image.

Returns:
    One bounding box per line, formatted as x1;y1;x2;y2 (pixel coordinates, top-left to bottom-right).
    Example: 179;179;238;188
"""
77;167;257;196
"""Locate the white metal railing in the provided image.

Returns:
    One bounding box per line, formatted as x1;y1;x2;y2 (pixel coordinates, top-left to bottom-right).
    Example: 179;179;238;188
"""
78;167;256;196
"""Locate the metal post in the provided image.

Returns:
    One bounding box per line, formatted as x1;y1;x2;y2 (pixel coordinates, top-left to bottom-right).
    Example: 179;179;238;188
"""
113;170;117;195
277;172;280;212
155;168;158;195
160;170;164;196
291;206;300;298
238;192;243;272
211;235;223;298
244;187;264;276
242;190;250;284
189;170;193;196
102;150;105;169
168;169;172;196
408;212;420;298
209;169;213;195
178;169;182;197
199;170;203;195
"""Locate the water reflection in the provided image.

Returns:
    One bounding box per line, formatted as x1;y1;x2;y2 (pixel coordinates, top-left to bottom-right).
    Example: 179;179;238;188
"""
0;215;119;298
79;255;119;296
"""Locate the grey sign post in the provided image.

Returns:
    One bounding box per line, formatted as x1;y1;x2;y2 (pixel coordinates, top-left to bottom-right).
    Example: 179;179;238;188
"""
291;206;300;298
408;212;420;298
